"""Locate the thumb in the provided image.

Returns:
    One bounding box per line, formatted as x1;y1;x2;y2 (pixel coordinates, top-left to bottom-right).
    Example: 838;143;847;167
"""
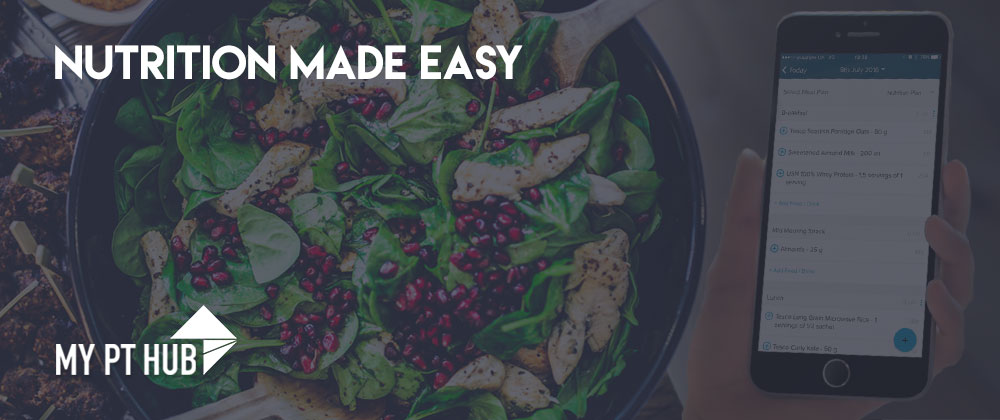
706;149;766;300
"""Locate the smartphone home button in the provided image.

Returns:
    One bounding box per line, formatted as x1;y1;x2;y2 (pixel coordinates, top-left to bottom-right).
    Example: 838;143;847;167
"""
822;359;850;388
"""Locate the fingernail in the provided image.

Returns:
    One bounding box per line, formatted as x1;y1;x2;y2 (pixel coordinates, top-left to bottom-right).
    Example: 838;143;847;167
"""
739;148;760;160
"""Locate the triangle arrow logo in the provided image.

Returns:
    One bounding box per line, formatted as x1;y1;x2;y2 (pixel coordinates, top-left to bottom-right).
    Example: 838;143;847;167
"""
171;306;237;374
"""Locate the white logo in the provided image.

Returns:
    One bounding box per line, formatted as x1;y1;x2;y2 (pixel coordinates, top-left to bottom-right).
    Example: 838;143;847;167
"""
171;306;237;374
55;306;235;376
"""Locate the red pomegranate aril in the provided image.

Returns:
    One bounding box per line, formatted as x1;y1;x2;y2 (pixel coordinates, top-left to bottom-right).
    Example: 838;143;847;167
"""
492;251;511;265
402;242;421;255
202;246;219;262
465;247;484;260
466;100;481;116
306;245;326;259
190;260;206;274
293;314;310;326
375;102;394;120
460;262;475;272
401;343;416;358
191;275;211;291
361;101;377;118
410;355;428;370
206;259;226;273
488;128;503;140
279;329;293;341
442;359;456;373
506;95;518;106
279;176;298;188
363;227;379;242
328;313;344;330
321;256;337;275
498;201;518;216
636;212;652;226
474;218;488;233
342;290;356;303
466;311;483;328
243;99;259;113
170;236;186;253
440;332;453;348
527;87;545;101
301;125;314;142
313;290;326;301
227;96;241;112
419;246;436;266
536;258;550;272
300;279;316;293
304;267;319;279
266;284;280;299
525;187;542;203
211;272;233;286
614;143;627;162
303;323;317;338
394;295;409;312
438;313;454;330
496;213;514;228
175;252;191;272
260;305;274;321
231;235;243;247
456;298;473;312
453;202;470;213
379;261;399;278
221;245;239;260
327;23;343;35
201;218;216;231
274;205;292;219
507;227;524;242
291;334;303;348
512;283;527;295
432;288;449;306
300;355;317;374
483;195;500;208
527;138;541;154
495;232;509;246
321;332;340;353
324;304;338;320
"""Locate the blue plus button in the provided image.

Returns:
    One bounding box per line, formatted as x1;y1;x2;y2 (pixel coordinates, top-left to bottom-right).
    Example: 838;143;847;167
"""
894;328;917;352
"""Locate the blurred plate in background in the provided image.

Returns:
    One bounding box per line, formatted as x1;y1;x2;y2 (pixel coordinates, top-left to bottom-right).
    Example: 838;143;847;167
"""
35;0;153;26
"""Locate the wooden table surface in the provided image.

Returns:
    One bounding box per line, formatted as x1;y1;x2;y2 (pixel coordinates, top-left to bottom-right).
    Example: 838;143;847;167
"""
22;1;685;418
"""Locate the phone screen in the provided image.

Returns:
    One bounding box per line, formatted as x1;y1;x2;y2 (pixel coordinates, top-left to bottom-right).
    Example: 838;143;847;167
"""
757;53;943;358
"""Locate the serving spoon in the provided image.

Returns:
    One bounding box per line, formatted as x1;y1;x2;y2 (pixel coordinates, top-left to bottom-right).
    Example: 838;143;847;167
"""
523;0;663;88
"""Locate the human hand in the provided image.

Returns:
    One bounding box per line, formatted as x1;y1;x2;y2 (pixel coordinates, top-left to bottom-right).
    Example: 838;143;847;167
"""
682;150;973;420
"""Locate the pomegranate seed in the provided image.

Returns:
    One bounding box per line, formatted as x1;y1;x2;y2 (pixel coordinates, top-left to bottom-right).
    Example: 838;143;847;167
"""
536;258;550;272
527;138;541;154
321;332;340;353
266;284;280;299
328;313;345;330
279;329;293;341
206;259;226;273
303;323;317;338
191;275;211;291
442;359;456;373
527;88;545;101
483;195;500;208
542;77;553;88
506;95;518;106
363;228;379;242
379;261;399;278
466;100;481;116
466;311;483;328
175;252;191;272
361;101;377;118
432;288;449;306
201;246;218;262
263;128;278;148
488;128;504;140
325;304;337;320
327;287;342;303
211;272;232;286
499;202;518;216
402;344;416;358
456;298;473;312
291;334;303;348
170;236;186;253
384;344;400;361
314;290;327;301
221;245;239;260
465;247;484;260
512;283;527;295
433;372;449;389
341;29;356;43
438;313;454;329
260;305;274;320
376;102;394;121
279;176;298;188
243;99;259;113
301;125;314;142
321;256;337;275
637;212;652;226
274;205;292;219
525;187;542;203
394;295;409;312
288;128;302;141
306;245;326;259
402;242;421;255
328;23;343;35
227;97;241;112
356;22;371;40
346;95;368;108
495;232;509;246
300;279;316;293
342;290;356;303
304;267;319;279
293;313;309;325
460;262;475;272
492;251;511;265
190;260;206;274
300;355;317;374
230;235;243;247
410;355;428;370
508;227;524;242
419;247;436;266
440;333;453;348
614;143;627;162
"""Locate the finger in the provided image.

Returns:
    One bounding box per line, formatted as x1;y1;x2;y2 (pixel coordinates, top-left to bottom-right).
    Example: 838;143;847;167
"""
925;216;974;307
927;280;965;374
940;160;971;233
709;149;766;291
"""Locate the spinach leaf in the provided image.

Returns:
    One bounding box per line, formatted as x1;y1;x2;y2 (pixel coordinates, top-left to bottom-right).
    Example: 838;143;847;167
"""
504;17;557;97
585;207;637;241
143;32;187;113
345;209;384;251
614;115;654;171
557;322;631;418
620;95;651;140
177;83;263;189
470;141;534;167
582;43;618;87
312;113;349;191
622;271;639;326
175;230;269;315
638;204;663;243
346;124;405;167
408;387;508;420
225;274;318;327
606;170;662;215
330;335;397;408
515;163;591;234
367;17;414;46
557;82;619;175
237;205;301;284
111;209;155;278
119;145;164;188
506;235;547;265
433;148;475;209
158;132;184;222
176;161;221;193
182;190;222;220
307;0;347;25
514;0;545;11
392;364;423;401
388;79;482;164
248;1;308;42
115;97;158;144
401;0;472;43
191;362;241;408
338;174;434;219
506;126;556;142
361;224;419;296
289;193;346;256
472;261;571;359
114;145;139;218
134;167;165;224
419;204;469;288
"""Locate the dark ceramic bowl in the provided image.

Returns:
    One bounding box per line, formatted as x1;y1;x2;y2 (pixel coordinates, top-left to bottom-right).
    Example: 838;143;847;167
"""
67;1;705;418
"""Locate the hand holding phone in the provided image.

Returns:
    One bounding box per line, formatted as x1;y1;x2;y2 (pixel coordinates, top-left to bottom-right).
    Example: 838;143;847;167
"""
683;152;971;420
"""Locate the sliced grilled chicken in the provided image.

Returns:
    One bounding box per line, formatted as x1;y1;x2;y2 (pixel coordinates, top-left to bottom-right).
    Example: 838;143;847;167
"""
468;0;522;52
264;16;321;65
492;87;592;133
565;255;629;352
500;364;552;414
140;232;178;324
452;133;589;202
587;174;626;206
299;74;407;108
256;86;317;132
566;228;629;290
444;355;506;392
548;317;584;385
171;220;197;249
513;342;550;377
213;142;313;217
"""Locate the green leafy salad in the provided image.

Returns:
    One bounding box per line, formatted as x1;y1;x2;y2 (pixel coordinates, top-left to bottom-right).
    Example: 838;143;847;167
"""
110;0;664;418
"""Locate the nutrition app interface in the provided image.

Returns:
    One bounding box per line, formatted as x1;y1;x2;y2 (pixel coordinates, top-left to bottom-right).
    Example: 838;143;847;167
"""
759;53;942;358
